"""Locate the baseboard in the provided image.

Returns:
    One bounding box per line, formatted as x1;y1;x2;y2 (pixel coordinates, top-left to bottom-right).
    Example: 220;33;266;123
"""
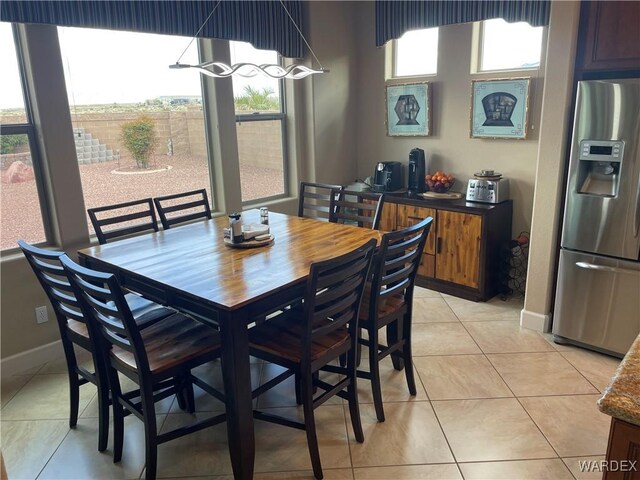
1;340;62;379
520;309;551;332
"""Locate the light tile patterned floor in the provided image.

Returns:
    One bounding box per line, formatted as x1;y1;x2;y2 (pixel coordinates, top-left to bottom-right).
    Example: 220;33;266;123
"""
1;288;621;479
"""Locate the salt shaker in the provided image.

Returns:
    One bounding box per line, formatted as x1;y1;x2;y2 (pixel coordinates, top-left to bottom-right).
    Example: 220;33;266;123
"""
228;212;243;244
260;207;269;225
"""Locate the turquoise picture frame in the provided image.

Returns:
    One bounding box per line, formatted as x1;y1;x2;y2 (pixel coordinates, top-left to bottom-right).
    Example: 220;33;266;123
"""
470;78;531;140
386;82;431;137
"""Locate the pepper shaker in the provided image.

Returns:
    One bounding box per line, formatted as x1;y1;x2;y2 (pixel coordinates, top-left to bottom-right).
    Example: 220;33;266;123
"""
260;207;269;225
228;212;243;243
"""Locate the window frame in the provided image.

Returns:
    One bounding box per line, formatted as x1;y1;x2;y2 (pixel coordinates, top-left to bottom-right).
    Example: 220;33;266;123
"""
388;27;440;79
475;19;546;74
1;23;52;252
236;54;290;206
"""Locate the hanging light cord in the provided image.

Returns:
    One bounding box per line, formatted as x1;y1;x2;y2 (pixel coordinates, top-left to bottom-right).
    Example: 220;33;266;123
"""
175;0;223;64
171;0;327;79
278;0;324;70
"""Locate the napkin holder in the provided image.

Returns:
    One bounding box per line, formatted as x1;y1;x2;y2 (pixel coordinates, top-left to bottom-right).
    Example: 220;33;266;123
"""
223;223;270;241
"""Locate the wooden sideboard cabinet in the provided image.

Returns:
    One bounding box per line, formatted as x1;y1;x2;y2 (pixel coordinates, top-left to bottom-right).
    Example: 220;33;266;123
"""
579;0;640;72
379;195;513;301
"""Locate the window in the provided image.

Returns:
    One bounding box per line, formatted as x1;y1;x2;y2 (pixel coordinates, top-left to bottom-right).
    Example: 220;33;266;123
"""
479;18;544;71
230;41;287;203
57;26;213;234
0;22;48;250
393;28;439;77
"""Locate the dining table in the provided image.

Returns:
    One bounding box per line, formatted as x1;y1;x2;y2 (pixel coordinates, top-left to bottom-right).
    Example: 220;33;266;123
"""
77;209;382;479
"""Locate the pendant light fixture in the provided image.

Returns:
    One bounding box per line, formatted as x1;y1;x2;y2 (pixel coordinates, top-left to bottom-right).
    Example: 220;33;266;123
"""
170;0;328;80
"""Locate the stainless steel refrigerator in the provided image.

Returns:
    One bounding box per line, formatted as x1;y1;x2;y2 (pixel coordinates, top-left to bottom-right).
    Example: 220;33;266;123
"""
553;78;640;357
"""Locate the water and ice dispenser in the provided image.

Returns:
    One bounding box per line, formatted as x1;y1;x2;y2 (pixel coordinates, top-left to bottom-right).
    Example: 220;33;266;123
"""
576;140;625;197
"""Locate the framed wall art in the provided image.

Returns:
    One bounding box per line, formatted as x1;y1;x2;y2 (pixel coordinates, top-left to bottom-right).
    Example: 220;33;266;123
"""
385;82;431;137
470;78;531;139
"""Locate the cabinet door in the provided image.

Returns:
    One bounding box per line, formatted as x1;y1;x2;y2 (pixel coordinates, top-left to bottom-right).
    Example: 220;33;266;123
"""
436;211;481;288
580;1;640;71
397;204;436;254
379;202;397;232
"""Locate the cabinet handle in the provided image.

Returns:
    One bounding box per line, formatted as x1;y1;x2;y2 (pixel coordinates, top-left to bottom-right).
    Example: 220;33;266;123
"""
437;237;442;253
408;216;424;221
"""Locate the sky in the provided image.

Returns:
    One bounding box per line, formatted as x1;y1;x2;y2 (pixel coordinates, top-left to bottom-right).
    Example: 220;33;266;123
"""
0;23;279;110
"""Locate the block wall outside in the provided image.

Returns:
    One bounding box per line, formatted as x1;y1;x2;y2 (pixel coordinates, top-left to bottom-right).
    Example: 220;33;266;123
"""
1;111;284;171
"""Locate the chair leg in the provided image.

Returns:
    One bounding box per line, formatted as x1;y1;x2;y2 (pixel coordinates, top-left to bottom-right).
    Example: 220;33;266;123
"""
386;320;405;371
175;374;196;413
68;373;80;429
95;367;110;452
141;383;158;480
368;328;385;423
175;375;187;411
402;313;417;396
109;369;125;463
294;372;303;405
183;374;196;413
346;350;364;443
302;372;323;480
63;343;80;429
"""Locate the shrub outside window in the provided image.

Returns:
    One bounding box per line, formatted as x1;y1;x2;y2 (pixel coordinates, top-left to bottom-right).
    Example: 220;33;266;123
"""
57;26;214;234
480;18;544;71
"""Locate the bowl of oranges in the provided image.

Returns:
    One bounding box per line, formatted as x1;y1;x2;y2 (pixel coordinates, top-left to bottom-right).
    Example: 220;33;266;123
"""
425;171;455;193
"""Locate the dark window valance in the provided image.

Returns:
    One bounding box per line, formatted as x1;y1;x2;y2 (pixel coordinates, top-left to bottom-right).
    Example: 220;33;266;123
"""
0;0;305;58
376;0;550;47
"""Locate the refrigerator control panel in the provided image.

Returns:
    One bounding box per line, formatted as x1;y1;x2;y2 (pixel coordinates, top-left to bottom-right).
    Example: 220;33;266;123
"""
580;140;625;162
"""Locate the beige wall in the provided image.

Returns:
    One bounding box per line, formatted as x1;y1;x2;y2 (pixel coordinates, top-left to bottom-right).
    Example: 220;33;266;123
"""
0;2;582;364
521;1;581;330
353;2;545;237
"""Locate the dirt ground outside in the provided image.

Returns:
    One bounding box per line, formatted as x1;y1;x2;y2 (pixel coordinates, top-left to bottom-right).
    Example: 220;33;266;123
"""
0;153;285;250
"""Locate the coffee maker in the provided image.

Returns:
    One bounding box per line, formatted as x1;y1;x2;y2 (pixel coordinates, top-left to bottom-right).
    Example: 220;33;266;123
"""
408;148;426;193
373;162;402;192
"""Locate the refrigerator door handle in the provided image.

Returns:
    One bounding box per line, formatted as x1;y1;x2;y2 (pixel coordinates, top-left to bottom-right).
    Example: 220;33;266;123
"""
576;261;640;276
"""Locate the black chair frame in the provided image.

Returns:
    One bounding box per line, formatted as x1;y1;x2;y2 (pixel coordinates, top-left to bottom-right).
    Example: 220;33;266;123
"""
61;256;226;480
153;188;211;230
88;198;159;245
298;182;344;221
249;239;377;480
357;217;433;422
332;190;385;230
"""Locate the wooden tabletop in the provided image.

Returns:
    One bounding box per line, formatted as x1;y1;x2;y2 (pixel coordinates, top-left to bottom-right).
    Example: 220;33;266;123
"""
78;210;382;311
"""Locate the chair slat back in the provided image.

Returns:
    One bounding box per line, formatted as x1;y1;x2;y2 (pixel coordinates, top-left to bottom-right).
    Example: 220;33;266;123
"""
153;189;211;229
368;217;433;315
303;239;377;356
88;198;159;245
61;256;151;374
332;190;385;230
18;240;85;325
298;182;343;221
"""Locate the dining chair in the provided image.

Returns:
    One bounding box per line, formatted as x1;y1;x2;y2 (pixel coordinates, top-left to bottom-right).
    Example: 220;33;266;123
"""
298;181;343;221
249;238;377;480
18;240;175;452
87;198;159;245
153;189;211;229
61;255;226;480
332;190;385;230
357;216;433;422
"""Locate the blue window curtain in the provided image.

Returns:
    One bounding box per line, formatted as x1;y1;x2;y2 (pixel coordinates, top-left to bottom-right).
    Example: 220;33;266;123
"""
376;0;550;47
0;0;305;58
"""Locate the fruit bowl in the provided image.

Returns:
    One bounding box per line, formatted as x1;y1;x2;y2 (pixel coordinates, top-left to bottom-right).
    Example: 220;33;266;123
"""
425;172;455;193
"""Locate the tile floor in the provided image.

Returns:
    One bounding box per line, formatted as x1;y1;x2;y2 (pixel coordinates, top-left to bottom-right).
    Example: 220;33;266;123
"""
1;287;622;480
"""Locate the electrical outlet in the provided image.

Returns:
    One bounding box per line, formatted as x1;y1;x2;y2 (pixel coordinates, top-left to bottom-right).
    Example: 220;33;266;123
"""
35;306;49;324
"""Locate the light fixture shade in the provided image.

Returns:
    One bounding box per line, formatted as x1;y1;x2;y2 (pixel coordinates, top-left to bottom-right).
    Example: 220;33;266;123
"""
170;61;328;79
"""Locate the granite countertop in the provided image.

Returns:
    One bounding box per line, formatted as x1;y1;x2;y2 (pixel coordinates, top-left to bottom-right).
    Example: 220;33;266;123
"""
598;335;640;426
